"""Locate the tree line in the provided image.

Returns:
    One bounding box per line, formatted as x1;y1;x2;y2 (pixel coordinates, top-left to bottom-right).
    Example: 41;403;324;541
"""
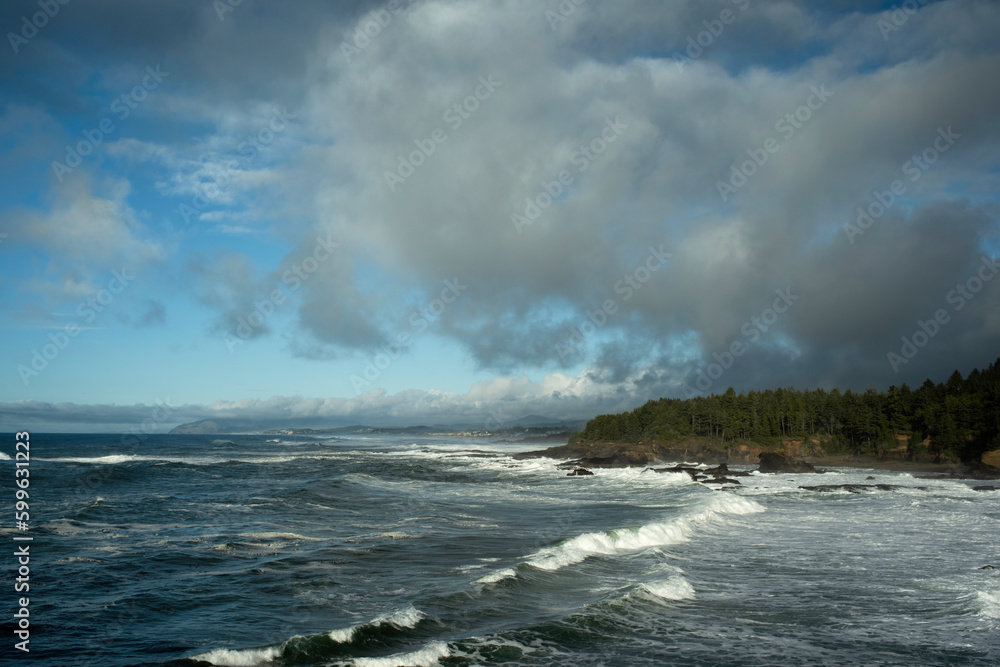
573;357;1000;462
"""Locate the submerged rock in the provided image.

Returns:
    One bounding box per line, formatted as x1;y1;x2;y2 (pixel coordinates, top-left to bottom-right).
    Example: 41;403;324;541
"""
758;452;817;473
567;467;594;476
972;485;999;491
798;484;926;493
707;477;742;485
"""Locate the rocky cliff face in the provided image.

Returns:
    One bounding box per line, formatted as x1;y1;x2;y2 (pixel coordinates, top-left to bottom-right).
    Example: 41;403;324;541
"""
981;449;1000;468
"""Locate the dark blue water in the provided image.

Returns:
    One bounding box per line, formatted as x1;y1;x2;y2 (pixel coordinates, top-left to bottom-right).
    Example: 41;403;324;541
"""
2;433;997;666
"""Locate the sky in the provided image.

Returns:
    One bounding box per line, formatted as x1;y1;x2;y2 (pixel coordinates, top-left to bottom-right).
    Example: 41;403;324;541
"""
1;0;999;432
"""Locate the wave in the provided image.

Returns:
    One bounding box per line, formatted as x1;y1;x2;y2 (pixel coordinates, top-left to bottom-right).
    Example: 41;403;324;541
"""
472;568;518;585
636;576;696;602
191;606;430;667
524;494;764;572
350;641;451;666
192;645;283;666
45;454;149;464
977;589;1000;619
0;451;11;460
41;452;346;466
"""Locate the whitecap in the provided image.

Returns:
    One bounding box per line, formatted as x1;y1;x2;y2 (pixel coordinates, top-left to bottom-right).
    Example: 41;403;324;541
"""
977;589;1000;619
238;531;324;542
352;641;451;667
0;451;11;460
44;454;146;464
639;576;696;602
371;605;425;629
327;626;357;643
327;605;426;644
473;568;517;584
191;644;283;666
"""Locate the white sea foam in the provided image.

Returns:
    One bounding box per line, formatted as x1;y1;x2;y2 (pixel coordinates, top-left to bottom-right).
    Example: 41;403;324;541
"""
191;644;284;666
352;641;451;667
0;451;11;460
640;577;696;602
239;531;324;542
977;589;1000;619
45;454;147;464
525;494;764;571
473;568;517;584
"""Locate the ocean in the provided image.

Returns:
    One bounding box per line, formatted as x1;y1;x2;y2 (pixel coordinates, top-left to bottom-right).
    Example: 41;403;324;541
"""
3;432;998;666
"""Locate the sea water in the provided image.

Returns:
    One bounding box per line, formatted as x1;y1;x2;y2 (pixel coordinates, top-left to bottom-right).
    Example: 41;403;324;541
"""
2;433;997;666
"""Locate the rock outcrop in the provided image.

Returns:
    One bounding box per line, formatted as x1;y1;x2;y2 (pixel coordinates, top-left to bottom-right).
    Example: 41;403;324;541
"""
981;449;1000;469
798;484;925;493
757;452;818;473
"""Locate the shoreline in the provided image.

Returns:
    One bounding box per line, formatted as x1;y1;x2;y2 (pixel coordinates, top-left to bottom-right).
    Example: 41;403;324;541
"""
786;455;975;474
513;442;1000;479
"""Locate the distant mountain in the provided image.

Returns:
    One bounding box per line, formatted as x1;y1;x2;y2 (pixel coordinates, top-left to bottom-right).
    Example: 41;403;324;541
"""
169;419;224;434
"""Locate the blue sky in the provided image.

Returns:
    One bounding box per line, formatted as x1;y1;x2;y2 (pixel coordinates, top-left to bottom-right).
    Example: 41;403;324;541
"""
1;0;999;431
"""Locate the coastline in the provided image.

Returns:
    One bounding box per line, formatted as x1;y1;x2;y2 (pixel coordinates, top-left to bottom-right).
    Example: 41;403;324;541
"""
513;439;1000;480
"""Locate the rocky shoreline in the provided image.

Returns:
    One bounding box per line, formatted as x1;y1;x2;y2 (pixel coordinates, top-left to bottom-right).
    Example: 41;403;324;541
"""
513;439;1000;482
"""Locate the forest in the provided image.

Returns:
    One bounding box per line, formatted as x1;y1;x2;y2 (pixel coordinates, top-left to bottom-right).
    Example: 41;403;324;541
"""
573;357;1000;463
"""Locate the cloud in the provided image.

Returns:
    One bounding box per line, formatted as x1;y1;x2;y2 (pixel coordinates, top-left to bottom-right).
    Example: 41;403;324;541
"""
252;0;999;393
0;368;656;431
3;0;999;419
4;174;166;305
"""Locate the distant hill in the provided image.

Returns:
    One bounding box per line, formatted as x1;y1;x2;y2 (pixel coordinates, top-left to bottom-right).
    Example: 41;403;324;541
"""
168;416;585;436
169;419;224;434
